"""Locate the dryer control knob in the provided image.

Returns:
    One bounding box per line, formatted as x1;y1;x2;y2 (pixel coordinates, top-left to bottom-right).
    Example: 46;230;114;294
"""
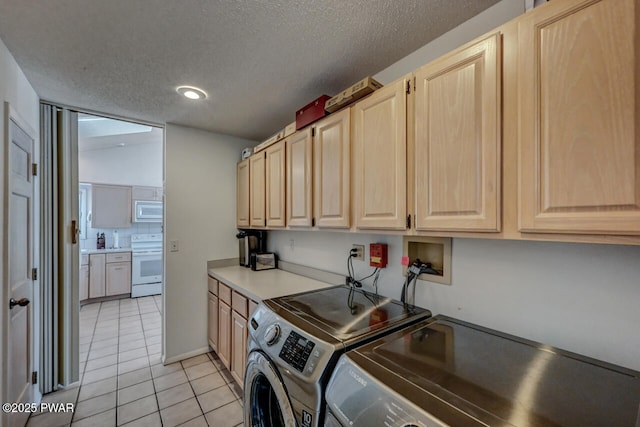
264;324;281;346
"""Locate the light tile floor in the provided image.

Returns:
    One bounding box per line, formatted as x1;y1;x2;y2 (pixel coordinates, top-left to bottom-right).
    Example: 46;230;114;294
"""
27;296;244;427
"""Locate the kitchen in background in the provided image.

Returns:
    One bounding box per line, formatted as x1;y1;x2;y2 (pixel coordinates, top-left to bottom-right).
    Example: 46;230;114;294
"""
78;113;164;300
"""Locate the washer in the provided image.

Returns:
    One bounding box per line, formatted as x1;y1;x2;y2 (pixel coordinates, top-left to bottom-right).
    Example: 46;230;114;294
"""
244;285;431;427
324;315;640;427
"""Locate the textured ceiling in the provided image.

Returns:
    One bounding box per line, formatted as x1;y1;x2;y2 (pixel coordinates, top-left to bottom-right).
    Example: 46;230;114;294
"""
0;0;501;141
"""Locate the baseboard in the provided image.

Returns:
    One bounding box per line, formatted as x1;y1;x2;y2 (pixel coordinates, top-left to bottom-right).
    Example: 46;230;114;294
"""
162;346;210;365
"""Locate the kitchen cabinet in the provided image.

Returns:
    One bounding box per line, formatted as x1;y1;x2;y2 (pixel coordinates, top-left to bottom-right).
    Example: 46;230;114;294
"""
249;152;266;228
353;78;408;230
91;184;132;228
88;251;131;299
265;140;286;227
88;253;106;298
208;279;256;387
518;0;640;235
132;186;163;201
105;252;131;296
236;159;250;228
80;254;89;301
286;128;313;227
207;277;219;351
218;299;232;370
313;108;351;228
414;33;501;232
231;310;247;385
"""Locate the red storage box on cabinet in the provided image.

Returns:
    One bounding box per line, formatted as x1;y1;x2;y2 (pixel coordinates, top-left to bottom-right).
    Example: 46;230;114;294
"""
295;95;331;130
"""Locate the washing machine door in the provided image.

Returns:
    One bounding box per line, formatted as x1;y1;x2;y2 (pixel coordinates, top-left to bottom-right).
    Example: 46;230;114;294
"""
244;351;297;427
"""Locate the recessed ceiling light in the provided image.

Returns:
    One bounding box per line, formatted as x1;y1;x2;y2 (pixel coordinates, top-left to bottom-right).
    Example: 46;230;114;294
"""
176;86;207;100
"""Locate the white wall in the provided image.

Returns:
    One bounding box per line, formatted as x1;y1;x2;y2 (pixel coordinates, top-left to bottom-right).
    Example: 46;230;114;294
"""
0;36;40;417
79;140;163;186
269;232;640;370
267;0;640;372
164;124;255;362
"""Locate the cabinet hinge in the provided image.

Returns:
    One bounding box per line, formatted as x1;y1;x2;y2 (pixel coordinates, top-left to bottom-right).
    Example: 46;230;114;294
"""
32;371;37;384
264;219;267;227
406;80;411;94
406;215;412;229
263;152;267;159
312;128;315;137
32;163;38;176
312;217;315;227
31;267;38;281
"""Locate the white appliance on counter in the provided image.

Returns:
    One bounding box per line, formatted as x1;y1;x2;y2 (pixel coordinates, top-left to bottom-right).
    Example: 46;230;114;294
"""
131;233;162;297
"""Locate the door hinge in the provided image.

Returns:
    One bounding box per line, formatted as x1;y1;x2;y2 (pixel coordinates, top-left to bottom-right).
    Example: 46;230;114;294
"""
31;267;38;281
406;80;411;94
406;214;412;229
32;371;37;384
32;163;38;176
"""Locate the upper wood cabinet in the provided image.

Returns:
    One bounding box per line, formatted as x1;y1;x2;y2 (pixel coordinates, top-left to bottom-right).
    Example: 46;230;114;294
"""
236;159;250;228
249;153;266;228
132;186;163;201
265;140;286;228
91;184;132;228
414;33;501;232
314;108;352;228
518;0;640;234
286;128;313;227
353;78;408;230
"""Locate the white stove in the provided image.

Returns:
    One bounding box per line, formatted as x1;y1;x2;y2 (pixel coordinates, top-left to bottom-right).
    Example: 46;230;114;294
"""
131;233;162;297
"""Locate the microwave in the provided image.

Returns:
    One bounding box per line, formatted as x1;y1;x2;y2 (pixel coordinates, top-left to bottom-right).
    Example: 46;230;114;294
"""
134;200;162;222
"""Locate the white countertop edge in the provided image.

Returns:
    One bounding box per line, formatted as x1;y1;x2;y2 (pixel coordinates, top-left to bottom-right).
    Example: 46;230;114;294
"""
81;248;132;254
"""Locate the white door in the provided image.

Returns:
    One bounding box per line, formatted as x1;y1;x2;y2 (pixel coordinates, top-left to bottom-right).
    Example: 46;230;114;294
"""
6;117;36;427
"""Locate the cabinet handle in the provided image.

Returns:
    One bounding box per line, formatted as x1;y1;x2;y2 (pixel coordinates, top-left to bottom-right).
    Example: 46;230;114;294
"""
114;267;123;271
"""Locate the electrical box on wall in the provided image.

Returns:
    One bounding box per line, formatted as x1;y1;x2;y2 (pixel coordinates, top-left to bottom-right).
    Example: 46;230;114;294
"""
402;236;452;285
370;243;388;268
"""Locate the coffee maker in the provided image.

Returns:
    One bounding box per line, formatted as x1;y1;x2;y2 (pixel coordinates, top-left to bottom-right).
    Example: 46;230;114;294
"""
236;230;266;267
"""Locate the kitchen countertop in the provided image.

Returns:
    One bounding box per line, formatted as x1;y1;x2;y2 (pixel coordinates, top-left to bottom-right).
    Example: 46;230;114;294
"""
207;265;338;302
81;248;132;254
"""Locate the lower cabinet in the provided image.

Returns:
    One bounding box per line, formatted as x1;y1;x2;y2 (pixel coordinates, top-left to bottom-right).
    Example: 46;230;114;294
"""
208;278;257;389
80;254;89;301
88;251;132;299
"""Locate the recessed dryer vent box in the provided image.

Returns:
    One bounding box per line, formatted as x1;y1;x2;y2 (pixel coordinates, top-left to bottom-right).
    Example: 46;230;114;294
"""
402;236;452;285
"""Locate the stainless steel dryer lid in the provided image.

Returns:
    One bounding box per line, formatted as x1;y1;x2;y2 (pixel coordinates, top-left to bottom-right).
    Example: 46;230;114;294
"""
345;315;640;427
265;285;431;345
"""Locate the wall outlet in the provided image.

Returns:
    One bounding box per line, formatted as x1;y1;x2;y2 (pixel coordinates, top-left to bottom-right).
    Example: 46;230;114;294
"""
169;239;179;252
352;244;364;261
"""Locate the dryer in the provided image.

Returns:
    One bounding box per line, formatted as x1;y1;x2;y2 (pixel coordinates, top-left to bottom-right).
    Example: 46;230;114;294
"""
324;315;640;426
244;285;431;427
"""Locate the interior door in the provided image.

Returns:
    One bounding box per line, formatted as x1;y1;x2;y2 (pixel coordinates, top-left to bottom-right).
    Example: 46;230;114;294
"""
6;116;35;427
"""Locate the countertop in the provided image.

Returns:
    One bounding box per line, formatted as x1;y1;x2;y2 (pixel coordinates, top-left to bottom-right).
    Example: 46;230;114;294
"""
207;265;338;302
81;248;132;254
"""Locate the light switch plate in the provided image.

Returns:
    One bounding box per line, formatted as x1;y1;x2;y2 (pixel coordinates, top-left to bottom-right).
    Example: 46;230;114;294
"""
169;240;179;252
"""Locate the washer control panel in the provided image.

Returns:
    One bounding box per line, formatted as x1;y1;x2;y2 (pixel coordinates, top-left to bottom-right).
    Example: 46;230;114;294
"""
279;330;316;372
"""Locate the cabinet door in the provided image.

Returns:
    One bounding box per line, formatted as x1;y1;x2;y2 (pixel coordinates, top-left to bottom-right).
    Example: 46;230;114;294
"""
218;301;232;370
286;129;313;227
92;184;132;228
414;34;501;232
237;159;250;228
80;265;89;301
353;79;407;230
208;292;219;352
132;186;157;201
518;0;640;234
89;254;105;298
230;310;247;387
106;261;131;296
265;140;286;227
249;153;266;228
314;108;351;228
